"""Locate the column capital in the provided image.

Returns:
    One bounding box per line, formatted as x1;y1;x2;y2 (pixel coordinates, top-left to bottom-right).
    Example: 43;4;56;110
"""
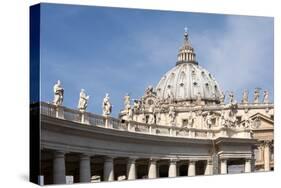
149;158;159;163
207;159;213;165
104;156;114;162
80;154;91;160
189;160;196;164
53;150;66;158
127;157;138;163
263;140;273;147
170;158;178;164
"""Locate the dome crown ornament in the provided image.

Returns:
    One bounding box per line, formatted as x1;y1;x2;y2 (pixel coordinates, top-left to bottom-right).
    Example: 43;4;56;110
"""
176;27;197;65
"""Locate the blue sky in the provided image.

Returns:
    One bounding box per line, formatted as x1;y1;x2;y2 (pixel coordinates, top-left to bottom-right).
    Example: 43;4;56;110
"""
40;3;274;117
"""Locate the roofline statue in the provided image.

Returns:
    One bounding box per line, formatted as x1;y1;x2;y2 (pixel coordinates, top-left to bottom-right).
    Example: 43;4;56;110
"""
53;80;64;107
78;89;90;112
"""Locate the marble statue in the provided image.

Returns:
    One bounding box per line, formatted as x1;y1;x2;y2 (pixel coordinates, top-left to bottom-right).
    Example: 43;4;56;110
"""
196;92;202;105
244;114;252;128
133;99;140;111
102;93;112;116
145;85;154;95
53;80;64;106
124;94;131;111
228;91;234;104
78;89;90;112
263;90;269;103
242;89;248;104
168;106;176;125
220;111;227;128
128;108;133;121
205;112;213;129
254;88;260;103
220;92;225;104
187;112;195;128
148;114;155;124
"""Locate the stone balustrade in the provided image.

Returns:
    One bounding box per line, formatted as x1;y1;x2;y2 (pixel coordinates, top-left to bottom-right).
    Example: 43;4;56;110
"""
40;102;252;139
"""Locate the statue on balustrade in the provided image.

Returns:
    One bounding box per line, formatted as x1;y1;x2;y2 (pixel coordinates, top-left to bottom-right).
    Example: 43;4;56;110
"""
53;80;64;107
205;112;213;129
242;89;249;104
244;114;253;128
78;89;90;112
220;91;225;104
220;111;227;128
133;99;140;111
102;93;112;116
263;90;270;104
145;85;154;96
148;114;155;124
254;88;260;103
168;106;176;125
227;109;238;128
187;112;195;128
228;91;234;104
124;93;131;111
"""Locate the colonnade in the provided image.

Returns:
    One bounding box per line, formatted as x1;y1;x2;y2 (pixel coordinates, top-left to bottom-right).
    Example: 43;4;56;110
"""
49;150;252;184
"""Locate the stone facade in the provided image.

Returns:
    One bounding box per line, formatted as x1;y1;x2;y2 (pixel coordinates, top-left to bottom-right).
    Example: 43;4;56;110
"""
38;30;273;185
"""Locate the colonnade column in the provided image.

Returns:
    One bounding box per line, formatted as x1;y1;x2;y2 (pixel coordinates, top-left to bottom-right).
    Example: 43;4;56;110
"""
204;160;213;175
79;154;91;182
188;160;196;176
264;141;271;171
104;157;114;181
168;159;177;177
127;158;137;180
53;151;66;184
148;158;157;179
244;158;251;173
220;159;227;174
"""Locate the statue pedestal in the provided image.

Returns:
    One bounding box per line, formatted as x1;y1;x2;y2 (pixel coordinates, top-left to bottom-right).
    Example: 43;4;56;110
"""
169;128;176;136
128;121;135;132
55;106;64;119
207;131;213;138
79;112;89;124
104;116;111;128
219;128;228;137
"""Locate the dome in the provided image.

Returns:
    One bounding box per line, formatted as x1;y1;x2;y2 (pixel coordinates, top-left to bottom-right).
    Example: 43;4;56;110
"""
155;29;222;103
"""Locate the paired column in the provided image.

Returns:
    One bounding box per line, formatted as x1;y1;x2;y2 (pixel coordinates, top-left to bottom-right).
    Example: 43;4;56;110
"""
127;158;137;180
104;157;114;181
53;151;66;184
244;159;251;173
264;141;271;171
148;159;157;179
188;160;196;176
204;160;213;175
220;159;227;174
168;159;177;177
79;154;91;182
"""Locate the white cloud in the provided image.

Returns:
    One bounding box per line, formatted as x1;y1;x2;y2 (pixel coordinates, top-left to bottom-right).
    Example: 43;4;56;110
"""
193;16;273;101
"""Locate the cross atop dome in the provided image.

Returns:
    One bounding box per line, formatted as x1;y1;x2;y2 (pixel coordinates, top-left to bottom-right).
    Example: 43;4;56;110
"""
184;26;188;40
176;27;197;65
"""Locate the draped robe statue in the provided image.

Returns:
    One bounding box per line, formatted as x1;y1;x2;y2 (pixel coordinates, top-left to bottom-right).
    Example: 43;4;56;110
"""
78;89;90;112
53;80;64;107
263;90;269;103
102;93;112;116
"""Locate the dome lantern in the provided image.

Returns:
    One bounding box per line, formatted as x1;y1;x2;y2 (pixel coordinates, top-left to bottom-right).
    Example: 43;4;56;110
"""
176;27;197;65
